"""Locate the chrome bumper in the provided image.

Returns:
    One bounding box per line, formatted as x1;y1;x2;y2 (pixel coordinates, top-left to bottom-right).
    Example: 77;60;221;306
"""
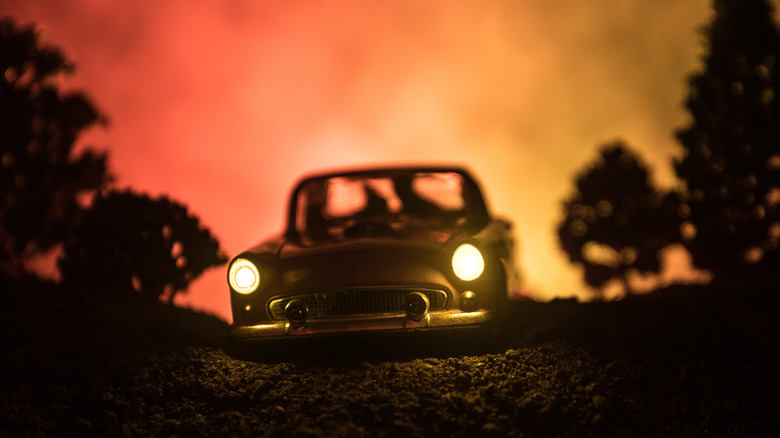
229;310;494;339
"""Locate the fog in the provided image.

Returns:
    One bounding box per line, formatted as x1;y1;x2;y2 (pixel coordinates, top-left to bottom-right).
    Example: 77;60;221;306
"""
7;0;773;320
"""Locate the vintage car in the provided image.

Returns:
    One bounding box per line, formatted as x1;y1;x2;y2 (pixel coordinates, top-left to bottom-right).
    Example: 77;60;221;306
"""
227;166;520;347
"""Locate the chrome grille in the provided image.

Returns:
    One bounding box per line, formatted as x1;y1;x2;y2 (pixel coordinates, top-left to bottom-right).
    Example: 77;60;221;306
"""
268;288;448;320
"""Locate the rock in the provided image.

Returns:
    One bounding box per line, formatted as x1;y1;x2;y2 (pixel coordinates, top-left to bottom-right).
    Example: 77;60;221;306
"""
480;422;502;438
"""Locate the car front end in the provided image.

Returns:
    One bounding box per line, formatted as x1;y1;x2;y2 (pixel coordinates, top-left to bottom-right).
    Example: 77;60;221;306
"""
228;236;509;342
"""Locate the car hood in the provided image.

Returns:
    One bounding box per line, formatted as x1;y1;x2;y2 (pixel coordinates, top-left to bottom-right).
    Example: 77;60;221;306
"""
278;228;466;260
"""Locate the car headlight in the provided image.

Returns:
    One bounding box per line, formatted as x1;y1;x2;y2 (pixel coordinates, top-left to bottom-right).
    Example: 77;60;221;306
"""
452;243;484;281
229;258;260;294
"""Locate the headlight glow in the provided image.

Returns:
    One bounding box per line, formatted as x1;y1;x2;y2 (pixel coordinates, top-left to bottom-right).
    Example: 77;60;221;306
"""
229;258;260;294
452;243;484;281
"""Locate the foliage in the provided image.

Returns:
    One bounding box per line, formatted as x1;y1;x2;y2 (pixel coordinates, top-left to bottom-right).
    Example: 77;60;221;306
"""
674;0;780;282
558;142;680;295
60;190;227;302
0;18;110;277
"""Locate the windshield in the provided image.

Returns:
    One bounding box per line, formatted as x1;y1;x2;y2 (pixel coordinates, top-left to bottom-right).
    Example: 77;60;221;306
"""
292;170;479;243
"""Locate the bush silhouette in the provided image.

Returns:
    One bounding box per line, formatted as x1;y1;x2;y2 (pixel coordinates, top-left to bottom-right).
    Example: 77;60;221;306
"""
558;142;680;295
0;18;110;278
60;190;227;302
674;0;780;284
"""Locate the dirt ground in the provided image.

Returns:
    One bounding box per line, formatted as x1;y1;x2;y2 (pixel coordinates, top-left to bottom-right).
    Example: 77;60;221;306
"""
1;280;778;437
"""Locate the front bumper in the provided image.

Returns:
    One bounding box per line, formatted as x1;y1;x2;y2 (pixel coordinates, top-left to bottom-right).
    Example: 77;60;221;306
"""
229;309;494;340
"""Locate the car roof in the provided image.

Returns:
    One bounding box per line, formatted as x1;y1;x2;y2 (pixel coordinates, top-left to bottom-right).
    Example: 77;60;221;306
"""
293;165;476;183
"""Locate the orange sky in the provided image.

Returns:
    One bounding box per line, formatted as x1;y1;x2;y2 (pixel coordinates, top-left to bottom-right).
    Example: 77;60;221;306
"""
5;0;776;321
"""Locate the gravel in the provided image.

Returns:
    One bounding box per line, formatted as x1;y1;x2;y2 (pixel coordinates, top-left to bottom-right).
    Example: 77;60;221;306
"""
1;279;777;437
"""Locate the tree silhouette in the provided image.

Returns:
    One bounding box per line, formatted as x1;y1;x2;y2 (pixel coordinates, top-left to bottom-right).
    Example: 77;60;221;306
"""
558;142;680;295
0;18;110;278
60;190;227;302
674;0;780;284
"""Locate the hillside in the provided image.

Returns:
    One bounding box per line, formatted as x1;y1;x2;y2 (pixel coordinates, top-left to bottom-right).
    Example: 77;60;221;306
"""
1;280;777;436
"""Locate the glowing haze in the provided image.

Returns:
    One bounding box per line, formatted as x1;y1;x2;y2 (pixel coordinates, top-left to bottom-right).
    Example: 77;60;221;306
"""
6;0;773;321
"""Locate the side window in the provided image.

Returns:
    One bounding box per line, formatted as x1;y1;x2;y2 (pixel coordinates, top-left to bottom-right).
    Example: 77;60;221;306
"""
323;178;367;219
411;173;464;211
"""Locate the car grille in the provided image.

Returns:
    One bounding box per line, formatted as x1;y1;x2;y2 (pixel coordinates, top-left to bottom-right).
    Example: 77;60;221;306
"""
268;288;448;321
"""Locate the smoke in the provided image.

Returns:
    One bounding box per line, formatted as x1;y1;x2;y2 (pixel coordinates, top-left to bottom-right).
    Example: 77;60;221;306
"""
5;0;766;319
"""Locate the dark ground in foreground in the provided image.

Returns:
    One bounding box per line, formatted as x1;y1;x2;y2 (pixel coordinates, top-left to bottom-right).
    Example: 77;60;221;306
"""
1;280;778;437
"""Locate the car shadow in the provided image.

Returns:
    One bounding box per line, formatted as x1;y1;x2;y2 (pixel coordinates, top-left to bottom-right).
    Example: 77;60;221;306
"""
226;325;518;365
